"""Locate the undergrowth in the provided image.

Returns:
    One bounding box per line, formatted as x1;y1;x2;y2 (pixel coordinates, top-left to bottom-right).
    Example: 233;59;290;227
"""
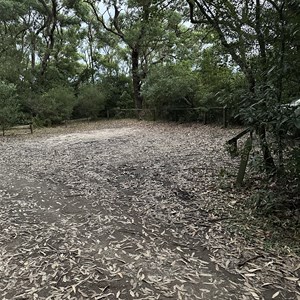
231;178;300;255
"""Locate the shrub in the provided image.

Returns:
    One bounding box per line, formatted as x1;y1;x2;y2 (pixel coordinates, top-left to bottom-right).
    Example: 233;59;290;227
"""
31;86;76;125
0;81;21;129
142;63;200;120
74;84;106;119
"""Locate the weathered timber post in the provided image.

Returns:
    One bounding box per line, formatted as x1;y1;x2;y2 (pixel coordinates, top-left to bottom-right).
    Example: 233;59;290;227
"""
226;127;251;158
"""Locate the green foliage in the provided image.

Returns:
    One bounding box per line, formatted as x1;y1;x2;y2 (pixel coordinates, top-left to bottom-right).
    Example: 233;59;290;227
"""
241;98;300;179
187;0;300;177
142;58;244;122
74;84;105;119
0;81;21;129
285;147;300;184
0;53;24;84
31;86;76;125
233;187;300;254
0;0;31;21
99;75;133;110
73;75;133;119
142;63;199;120
195;48;248;114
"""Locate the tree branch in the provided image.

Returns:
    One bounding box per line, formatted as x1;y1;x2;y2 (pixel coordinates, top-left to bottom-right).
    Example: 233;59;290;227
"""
186;0;256;92
84;0;125;41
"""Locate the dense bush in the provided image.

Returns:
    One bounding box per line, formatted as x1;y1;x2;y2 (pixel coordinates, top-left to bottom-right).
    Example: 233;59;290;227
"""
194;48;245;109
142;63;200;120
99;75;133;110
142;54;245;122
0;81;21;129
73;84;106;119
29;86;76;126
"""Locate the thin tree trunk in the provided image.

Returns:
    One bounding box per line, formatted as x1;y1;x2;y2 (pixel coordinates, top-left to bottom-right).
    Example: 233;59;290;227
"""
258;124;277;175
277;133;284;175
88;24;95;84
131;48;143;110
255;0;277;176
31;34;36;70
39;0;58;80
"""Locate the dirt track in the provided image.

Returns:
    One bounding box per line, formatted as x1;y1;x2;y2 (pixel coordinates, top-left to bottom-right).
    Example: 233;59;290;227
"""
0;120;298;299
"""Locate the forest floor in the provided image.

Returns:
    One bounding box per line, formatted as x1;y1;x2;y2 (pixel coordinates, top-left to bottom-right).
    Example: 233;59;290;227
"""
0;119;299;300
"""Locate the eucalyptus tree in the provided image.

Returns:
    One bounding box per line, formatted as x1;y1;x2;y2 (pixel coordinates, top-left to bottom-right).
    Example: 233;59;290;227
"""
0;81;21;130
79;0;187;109
28;0;84;87
44;14;84;89
186;0;300;175
0;0;83;87
0;0;33;83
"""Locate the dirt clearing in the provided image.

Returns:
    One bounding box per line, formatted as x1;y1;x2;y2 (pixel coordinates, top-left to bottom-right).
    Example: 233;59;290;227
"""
0;120;298;299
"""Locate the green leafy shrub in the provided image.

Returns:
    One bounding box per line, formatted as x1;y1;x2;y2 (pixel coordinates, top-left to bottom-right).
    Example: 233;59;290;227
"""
285;147;300;185
99;75;133;110
0;81;21;129
142;63;200;121
74;84;106;119
31;86;76;125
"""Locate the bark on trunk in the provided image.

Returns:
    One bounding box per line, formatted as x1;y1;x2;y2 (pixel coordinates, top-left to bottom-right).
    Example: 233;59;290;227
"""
39;0;57;80
131;48;143;110
31;35;36;70
88;24;95;84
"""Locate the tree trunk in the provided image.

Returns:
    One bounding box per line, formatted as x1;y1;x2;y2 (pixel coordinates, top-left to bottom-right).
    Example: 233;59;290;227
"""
88;24;95;84
39;0;58;80
277;133;284;175
31;34;36;70
131;48;143;110
276;2;286;103
257;124;277;175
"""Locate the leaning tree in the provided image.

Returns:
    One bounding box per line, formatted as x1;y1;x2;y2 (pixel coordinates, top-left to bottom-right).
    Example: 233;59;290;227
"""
186;0;300;175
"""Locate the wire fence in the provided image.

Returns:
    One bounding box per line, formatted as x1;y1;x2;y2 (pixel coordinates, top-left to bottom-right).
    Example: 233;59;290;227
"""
1;106;229;136
106;106;229;127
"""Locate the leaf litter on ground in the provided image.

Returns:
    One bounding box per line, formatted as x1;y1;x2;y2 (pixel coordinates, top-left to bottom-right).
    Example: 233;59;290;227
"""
0;119;299;299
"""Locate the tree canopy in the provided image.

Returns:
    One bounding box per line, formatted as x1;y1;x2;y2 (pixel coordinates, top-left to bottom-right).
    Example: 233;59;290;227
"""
0;0;299;178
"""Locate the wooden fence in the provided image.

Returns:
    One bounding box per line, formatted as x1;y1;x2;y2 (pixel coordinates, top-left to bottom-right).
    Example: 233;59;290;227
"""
2;123;33;136
226;127;254;186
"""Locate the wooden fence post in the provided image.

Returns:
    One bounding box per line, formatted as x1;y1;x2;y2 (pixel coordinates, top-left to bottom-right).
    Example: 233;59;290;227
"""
236;137;252;186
